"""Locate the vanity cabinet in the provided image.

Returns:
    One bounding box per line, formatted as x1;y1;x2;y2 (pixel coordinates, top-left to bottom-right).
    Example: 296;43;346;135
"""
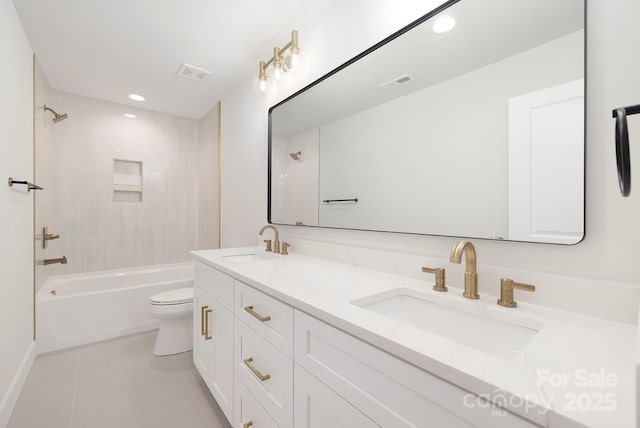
194;260;541;428
193;262;234;424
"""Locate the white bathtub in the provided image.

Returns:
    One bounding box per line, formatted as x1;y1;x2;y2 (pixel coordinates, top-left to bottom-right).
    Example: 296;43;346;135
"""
37;262;193;354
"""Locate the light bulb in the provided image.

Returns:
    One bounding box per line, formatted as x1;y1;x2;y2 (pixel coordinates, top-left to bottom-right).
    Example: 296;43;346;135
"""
259;79;267;92
274;67;282;81
290;52;299;69
432;16;456;33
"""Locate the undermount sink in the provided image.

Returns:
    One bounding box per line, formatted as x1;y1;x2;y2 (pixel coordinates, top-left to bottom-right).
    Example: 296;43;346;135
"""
352;288;543;358
222;253;273;263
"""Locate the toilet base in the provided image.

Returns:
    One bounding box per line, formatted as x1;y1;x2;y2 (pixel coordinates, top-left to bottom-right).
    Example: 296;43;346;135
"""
153;316;193;356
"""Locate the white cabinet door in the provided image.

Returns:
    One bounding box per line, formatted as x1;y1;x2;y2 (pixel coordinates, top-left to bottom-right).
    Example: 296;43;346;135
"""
193;287;214;386
294;310;541;428
294;365;380;428
193;286;234;424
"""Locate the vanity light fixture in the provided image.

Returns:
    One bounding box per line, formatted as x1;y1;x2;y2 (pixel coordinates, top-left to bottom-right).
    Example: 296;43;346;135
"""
432;16;456;33
128;94;145;102
258;30;303;93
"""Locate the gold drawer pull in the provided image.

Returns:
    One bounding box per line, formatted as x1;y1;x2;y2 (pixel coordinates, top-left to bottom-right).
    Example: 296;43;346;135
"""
204;308;213;340
243;422;253;428
244;357;271;382
244;305;271;323
200;305;209;336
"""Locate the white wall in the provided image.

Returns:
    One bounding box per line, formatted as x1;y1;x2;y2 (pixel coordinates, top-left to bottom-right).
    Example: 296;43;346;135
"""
38;91;199;277
220;0;640;319
197;103;220;250
0;0;35;425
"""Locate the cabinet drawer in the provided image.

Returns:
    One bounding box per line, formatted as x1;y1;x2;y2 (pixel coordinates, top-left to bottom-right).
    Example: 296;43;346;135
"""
235;319;293;428
234;376;279;428
235;281;293;357
294;365;380;428
194;260;234;310
294;310;540;428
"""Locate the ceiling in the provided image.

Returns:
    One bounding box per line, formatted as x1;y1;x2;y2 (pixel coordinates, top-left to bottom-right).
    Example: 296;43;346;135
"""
12;0;331;119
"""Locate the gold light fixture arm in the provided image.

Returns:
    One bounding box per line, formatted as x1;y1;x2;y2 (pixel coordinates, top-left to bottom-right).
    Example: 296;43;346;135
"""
257;30;300;90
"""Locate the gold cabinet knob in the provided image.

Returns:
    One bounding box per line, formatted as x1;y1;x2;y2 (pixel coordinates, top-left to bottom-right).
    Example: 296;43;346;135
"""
422;266;447;292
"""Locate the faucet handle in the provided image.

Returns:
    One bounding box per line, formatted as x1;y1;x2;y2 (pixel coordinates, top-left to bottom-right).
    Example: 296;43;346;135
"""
263;239;273;252
421;266;447;292
498;278;535;308
281;242;290;255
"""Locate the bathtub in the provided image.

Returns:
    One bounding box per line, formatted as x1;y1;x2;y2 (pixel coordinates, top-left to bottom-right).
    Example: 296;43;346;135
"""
37;262;193;354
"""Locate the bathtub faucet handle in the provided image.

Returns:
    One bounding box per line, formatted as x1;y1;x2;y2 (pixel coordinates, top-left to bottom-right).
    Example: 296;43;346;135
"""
44;256;67;265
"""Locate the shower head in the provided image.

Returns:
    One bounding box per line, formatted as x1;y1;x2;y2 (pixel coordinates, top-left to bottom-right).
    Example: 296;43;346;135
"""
44;105;68;123
289;151;302;160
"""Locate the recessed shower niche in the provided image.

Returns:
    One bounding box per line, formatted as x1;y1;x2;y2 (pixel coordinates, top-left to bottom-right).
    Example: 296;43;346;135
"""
113;159;143;202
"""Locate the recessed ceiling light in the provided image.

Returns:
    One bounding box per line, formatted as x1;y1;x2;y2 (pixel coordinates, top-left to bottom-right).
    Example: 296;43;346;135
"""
124;113;137;119
128;94;145;102
432;16;456;33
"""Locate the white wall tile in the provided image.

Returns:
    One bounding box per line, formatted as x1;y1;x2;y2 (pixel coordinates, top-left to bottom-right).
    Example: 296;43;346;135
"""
36;91;200;278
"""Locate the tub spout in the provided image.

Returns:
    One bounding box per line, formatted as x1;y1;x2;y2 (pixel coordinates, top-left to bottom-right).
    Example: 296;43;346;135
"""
44;256;67;265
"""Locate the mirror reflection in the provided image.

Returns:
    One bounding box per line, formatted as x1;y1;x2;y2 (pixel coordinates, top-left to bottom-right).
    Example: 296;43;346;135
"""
269;0;585;244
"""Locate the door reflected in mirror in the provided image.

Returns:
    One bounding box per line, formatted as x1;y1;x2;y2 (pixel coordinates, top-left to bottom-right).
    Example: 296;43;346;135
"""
269;0;585;244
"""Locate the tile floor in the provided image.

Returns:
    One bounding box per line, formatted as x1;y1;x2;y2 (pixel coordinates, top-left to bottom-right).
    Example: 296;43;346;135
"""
8;331;231;428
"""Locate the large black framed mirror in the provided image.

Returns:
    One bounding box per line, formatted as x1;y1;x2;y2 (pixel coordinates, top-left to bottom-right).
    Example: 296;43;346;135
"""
268;0;585;244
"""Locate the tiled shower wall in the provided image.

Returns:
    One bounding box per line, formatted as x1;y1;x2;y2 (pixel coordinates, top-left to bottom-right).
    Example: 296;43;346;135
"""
36;90;199;282
35;61;53;290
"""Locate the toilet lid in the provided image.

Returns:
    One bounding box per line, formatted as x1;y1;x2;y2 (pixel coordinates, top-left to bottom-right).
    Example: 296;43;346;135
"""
150;287;193;305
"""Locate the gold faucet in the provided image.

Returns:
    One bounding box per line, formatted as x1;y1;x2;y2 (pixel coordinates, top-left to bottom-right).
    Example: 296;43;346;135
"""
449;241;479;299
259;225;280;253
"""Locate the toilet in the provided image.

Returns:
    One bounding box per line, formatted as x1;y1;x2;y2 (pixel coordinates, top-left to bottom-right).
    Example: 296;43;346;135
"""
148;287;194;356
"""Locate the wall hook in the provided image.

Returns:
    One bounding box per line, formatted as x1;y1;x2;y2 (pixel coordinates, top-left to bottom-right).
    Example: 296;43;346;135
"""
612;104;640;197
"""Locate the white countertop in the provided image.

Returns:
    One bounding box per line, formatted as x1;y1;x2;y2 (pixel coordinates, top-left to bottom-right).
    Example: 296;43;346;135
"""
192;247;637;428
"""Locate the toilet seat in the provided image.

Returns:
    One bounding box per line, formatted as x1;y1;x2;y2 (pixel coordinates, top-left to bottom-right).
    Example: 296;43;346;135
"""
150;287;193;306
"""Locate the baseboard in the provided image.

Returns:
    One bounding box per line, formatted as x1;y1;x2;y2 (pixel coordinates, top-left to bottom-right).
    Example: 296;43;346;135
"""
0;341;37;428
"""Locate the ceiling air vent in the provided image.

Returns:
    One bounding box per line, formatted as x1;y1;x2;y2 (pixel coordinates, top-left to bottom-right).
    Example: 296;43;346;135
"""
176;63;212;82
380;74;415;90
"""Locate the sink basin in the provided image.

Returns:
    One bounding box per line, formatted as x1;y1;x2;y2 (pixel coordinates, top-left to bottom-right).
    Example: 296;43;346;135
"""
222;253;272;263
352;288;543;358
